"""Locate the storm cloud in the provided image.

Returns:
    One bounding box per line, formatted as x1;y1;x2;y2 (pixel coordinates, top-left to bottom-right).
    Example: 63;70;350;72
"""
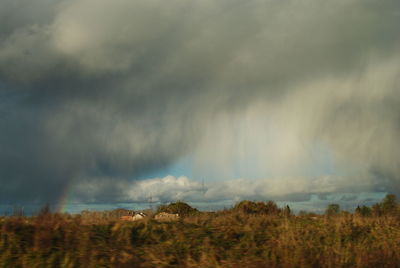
0;0;399;204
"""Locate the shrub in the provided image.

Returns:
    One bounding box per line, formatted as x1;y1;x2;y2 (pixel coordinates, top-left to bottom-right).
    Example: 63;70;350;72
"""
233;200;281;215
355;205;372;217
372;194;398;216
325;204;340;216
156;201;198;216
382;194;398;214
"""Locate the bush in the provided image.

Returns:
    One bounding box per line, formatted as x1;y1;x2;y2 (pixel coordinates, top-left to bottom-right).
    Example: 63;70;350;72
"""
233;200;281;215
372;194;398;216
325;204;340;216
355;205;372;217
156;201;199;216
382;194;398;214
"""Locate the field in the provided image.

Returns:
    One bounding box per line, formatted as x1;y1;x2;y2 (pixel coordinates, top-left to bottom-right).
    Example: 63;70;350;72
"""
1;198;400;268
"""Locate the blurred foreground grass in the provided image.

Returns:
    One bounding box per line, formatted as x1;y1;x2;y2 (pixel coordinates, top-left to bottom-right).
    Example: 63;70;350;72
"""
1;198;400;268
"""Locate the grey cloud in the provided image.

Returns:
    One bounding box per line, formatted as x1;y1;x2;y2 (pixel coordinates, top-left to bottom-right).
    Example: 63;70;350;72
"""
0;0;399;204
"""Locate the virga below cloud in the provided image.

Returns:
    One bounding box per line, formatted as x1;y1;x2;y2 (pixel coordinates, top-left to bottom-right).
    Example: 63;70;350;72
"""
0;0;399;204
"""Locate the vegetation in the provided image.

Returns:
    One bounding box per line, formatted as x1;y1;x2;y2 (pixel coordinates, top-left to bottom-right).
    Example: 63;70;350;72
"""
355;205;372;216
1;196;400;267
325;203;340;216
232;200;282;215
156;201;199;217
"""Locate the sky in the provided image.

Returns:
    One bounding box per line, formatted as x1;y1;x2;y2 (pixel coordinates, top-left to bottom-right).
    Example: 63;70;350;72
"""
0;0;400;208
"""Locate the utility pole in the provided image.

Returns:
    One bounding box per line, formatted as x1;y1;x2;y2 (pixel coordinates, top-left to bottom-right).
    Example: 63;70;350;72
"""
148;193;153;211
201;179;206;196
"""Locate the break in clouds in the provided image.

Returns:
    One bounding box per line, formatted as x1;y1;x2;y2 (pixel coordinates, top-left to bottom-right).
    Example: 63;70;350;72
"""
0;0;399;204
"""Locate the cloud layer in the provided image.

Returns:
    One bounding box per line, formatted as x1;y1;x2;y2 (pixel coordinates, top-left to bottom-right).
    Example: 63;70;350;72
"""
73;175;379;205
0;0;399;204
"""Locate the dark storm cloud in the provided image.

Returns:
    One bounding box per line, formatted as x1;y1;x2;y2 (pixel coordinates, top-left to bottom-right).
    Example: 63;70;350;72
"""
0;0;400;203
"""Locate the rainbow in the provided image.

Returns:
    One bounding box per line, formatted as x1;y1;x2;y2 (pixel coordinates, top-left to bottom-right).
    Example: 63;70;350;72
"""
56;183;73;213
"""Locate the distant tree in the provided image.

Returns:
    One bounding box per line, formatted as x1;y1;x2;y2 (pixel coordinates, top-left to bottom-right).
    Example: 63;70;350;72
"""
372;203;383;216
325;204;340;216
157;201;198;216
355;205;372;217
233;200;281;215
372;194;398;216
37;204;51;217
382;194;397;214
283;205;291;216
265;201;281;215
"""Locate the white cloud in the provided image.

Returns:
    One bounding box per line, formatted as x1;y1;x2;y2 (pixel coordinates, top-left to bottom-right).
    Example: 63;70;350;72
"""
126;176;203;202
117;175;376;203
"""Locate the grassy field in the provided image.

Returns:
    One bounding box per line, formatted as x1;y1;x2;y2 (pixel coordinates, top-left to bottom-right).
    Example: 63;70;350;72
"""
1;197;400;268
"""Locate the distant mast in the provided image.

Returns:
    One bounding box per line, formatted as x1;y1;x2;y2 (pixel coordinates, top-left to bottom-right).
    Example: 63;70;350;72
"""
148;193;154;210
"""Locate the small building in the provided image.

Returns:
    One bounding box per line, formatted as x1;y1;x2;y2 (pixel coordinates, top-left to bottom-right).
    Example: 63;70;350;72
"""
132;212;147;221
120;212;147;221
154;212;179;221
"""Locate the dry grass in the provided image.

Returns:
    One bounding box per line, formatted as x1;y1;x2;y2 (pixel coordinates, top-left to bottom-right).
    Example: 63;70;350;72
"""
1;202;400;268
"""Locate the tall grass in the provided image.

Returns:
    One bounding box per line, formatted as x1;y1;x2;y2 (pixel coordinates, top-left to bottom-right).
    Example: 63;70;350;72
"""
1;199;400;267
